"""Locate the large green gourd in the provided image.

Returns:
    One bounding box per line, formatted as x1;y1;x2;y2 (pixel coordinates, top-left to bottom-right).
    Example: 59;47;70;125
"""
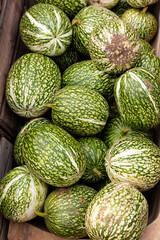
72;6;119;56
85;182;148;240
62;60;116;100
34;0;88;19
19;3;72;56
105;136;160;191
0;165;48;222
14;118;50;166
102;116;153;148
89;18;141;74
50;85;109;136
126;0;159;8
5;53;61;118
114;67;160;130
22;122;86;187
121;8;158;42
88;0;120;9
136;51;160;77
35;185;97;238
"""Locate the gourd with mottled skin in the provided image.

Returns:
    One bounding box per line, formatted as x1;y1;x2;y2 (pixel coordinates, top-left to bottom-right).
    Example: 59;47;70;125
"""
139;39;153;54
85;182;148;240
34;0;88;19
126;0;159;8
19;3;72;56
136;51;160;77
102;116;153;148
121;7;158;42
50;85;110;136
72;6;119;56
22;123;86;187
5;53;61;118
114;67;160;130
89;18;141;74
14;118;50;166
62;60;117;100
35;184;97;238
88;0;120;9
77;137;108;183
0;165;48;222
105;136;160;191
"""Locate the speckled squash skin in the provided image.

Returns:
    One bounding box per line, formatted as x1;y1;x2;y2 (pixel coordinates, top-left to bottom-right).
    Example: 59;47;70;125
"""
19;3;72;56
112;0;131;17
50;85;109;136
139;39;153;54
14;118;50;166
22;123;86;187
126;0;159;8
72;6;119;56
37;185;97;238
5;53;61;118
136;51;160;77
102;116;153;148
77;137;108;183
88;0;120;9
89;18;141;74
62;60;117;100
121;8;158;42
114;67;160;130
105;136;160;191
85;182;148;240
0;165;48;222
34;0;88;19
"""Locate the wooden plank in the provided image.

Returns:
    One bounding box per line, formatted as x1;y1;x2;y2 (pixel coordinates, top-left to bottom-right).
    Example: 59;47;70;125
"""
7;213;160;240
0;0;25;110
8;221;88;240
151;1;160;57
0;0;34;137
0;134;15;240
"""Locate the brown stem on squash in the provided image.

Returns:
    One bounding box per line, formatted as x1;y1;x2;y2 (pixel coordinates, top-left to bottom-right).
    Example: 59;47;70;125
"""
141;7;148;14
72;19;81;25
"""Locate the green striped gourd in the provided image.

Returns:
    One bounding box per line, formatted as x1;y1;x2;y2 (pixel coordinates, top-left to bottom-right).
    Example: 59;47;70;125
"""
136;51;160;77
62;60;117;100
72;6;119;56
121;7;158;42
0;165;48;222
126;0;159;8
88;0;120;9
53;44;80;73
89;18;141;74
22;123;86;186
114;67;160;130
19;3;72;57
77;137;108;183
112;0;131;17
50;85;109;136
102;116;153;148
34;0;88;19
14;118;50;166
5;53;61;118
35;185;97;238
105;136;160;191
85;182;148;240
140;39;153;54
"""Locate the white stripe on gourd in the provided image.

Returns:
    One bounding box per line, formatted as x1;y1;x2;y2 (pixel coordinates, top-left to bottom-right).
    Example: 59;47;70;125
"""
129;71;159;115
